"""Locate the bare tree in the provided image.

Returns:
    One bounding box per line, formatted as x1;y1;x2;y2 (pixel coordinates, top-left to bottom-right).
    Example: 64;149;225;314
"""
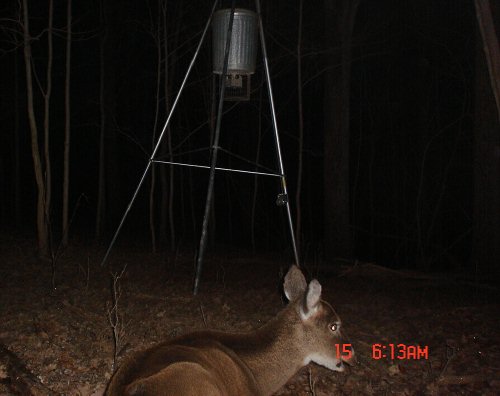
474;0;500;124
62;0;72;246
323;0;360;260
295;0;304;256
95;0;107;240
251;90;263;252
21;0;49;257
43;0;54;244
14;51;21;224
107;265;128;371
147;0;178;252
148;0;163;253
96;0;119;240
473;0;500;276
160;0;179;250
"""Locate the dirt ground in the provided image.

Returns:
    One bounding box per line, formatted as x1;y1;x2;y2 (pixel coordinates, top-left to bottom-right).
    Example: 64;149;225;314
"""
1;236;499;395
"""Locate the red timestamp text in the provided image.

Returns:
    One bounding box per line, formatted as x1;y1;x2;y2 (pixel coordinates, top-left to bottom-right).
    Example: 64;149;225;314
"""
334;343;354;361
372;343;428;360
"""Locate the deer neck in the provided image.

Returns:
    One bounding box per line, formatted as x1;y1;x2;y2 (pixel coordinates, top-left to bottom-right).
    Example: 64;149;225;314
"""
237;304;305;395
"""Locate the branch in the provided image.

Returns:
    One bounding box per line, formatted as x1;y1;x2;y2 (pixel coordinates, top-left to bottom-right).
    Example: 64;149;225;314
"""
475;0;500;124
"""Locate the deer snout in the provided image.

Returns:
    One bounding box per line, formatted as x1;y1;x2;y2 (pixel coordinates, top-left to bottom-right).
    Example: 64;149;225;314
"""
334;360;345;372
332;344;354;372
341;343;355;365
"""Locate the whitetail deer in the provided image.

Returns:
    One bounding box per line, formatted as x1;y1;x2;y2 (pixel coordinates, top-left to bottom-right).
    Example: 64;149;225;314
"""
106;265;354;395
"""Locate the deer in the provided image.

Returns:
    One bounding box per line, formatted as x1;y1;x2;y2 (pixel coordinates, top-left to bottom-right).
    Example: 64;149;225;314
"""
105;265;354;395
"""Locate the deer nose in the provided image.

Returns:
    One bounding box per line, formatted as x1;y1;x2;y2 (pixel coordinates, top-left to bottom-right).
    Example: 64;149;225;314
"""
341;345;355;364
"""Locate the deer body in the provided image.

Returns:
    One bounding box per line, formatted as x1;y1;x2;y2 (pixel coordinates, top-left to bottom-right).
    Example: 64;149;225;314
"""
106;266;353;396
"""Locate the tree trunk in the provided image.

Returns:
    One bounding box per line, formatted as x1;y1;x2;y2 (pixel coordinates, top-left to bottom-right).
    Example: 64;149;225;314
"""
149;0;163;253
164;0;176;249
95;0;107;240
323;0;360;260
43;0;53;246
473;1;500;277
251;90;263;252
96;0;119;240
22;0;49;257
295;0;304;256
475;0;500;124
159;0;178;249
14;52;21;224
62;0;72;246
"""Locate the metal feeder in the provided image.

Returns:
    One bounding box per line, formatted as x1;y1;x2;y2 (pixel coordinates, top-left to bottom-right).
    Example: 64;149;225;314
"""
101;1;300;296
212;8;258;100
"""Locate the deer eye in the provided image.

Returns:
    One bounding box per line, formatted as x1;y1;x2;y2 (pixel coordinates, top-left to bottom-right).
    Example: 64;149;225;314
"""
329;323;339;332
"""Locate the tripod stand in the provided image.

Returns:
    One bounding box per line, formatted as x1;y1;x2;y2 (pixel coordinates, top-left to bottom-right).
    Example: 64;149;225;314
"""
101;0;299;295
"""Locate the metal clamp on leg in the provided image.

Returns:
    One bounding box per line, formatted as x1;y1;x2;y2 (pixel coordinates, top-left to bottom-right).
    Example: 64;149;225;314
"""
276;193;288;206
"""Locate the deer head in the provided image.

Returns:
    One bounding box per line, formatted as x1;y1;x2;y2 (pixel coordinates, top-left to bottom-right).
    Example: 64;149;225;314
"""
282;265;353;373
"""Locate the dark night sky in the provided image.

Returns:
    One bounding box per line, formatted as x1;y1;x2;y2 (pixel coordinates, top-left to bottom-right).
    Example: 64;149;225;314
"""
0;0;485;271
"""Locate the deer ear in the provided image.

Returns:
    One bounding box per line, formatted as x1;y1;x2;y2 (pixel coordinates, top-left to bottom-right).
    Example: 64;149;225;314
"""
301;280;322;319
283;265;307;302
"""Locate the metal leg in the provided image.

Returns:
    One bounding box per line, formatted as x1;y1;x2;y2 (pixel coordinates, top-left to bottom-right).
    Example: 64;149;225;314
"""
100;0;219;268
255;0;300;267
193;1;237;295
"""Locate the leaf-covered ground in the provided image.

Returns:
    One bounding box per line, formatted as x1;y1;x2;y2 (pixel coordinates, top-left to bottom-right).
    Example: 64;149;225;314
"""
1;236;499;395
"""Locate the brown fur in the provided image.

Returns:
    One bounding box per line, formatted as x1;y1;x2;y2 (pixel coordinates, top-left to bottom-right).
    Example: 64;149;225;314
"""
106;266;353;396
